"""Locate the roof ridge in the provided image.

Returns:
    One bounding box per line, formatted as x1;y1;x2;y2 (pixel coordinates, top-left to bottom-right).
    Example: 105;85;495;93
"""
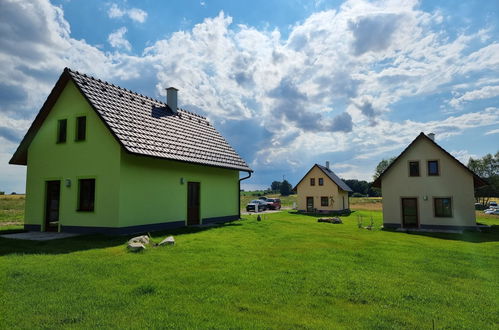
67;67;207;119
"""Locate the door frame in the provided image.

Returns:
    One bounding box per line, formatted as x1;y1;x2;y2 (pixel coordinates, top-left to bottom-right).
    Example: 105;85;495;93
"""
186;181;201;226
401;197;419;228
306;196;314;212
44;180;61;232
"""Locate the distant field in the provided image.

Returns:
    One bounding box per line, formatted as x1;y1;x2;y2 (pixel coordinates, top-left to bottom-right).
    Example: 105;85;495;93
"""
0;195;24;226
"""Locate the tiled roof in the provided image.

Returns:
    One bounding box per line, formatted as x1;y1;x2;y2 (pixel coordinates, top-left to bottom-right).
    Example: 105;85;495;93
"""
316;164;353;192
10;68;252;172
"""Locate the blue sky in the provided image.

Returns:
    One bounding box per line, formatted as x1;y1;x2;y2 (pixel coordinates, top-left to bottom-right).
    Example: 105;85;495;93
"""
0;0;498;193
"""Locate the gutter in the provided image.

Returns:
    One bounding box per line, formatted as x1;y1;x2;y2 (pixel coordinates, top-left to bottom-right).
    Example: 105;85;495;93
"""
238;171;252;219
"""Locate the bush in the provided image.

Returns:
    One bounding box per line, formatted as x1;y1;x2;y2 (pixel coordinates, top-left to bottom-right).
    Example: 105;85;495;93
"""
0;191;4;195
352;192;365;197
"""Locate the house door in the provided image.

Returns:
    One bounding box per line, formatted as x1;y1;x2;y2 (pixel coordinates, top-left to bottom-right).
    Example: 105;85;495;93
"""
401;198;418;228
187;182;200;225
306;197;314;212
45;180;60;232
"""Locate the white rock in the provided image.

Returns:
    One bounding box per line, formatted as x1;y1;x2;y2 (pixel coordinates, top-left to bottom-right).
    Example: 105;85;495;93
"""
127;242;146;252
159;236;175;246
128;235;149;245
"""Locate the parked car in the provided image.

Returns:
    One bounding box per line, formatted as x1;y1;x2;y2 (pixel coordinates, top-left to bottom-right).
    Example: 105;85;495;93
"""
246;200;267;212
258;196;269;202
265;198;281;210
489;201;498;208
484;208;499;215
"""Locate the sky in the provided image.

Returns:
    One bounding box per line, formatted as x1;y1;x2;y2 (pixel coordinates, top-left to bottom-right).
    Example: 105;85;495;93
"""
0;0;498;193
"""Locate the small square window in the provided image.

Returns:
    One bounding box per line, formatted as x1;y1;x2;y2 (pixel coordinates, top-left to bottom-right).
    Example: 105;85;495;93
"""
434;198;452;217
310;178;315;186
318;178;324;186
57;119;67;143
76;116;86;141
409;161;420;176
428;160;439;176
78;179;95;212
321;197;329;206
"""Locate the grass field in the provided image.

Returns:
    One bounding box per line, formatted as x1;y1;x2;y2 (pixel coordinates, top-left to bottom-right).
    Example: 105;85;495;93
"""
0;194;24;226
1;206;498;328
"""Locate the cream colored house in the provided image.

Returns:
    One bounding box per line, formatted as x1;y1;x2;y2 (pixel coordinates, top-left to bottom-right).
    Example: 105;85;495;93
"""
294;163;352;213
372;133;486;230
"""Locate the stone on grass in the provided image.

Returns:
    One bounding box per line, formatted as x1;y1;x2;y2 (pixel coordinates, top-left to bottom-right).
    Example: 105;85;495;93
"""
127;242;146;252
318;217;343;224
128;235;149;245
159;236;175;246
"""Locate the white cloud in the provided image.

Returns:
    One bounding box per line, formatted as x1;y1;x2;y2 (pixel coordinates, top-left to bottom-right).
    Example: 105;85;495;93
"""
1;0;499;191
108;27;131;51
107;3;147;23
449;85;499;108
485;128;499;135
450;150;477;165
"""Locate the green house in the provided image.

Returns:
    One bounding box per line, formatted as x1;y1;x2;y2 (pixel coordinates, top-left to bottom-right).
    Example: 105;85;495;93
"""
10;68;252;234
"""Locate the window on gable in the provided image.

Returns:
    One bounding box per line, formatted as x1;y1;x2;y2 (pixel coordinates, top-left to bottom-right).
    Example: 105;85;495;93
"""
310;178;315;186
57;119;67;143
434;198;452;217
409;161;420;176
78;179;95;212
321;197;329;206
428;160;439;176
76;116;86;141
318;178;324;186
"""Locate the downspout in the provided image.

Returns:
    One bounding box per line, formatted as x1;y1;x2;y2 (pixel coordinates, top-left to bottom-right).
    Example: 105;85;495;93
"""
238;171;252;219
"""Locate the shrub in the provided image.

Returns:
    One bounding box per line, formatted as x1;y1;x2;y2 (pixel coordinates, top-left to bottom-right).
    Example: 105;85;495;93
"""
352;192;365;197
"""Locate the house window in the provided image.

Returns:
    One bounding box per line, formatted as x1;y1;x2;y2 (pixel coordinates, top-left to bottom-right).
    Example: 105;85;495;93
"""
428;160;439;176
78;179;95;212
318;178;324;186
57;119;67;143
76;116;86;141
321;197;329;206
310;178;315;186
409;161;420;176
434;198;452;217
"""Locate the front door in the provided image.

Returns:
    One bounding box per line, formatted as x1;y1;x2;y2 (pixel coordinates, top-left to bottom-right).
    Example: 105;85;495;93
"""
45;180;61;232
306;197;314;212
187;182;200;225
401;198;418;228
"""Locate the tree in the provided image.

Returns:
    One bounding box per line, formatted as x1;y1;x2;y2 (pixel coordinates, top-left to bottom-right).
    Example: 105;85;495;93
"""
270;181;282;193
468;151;499;205
373;157;396;181
280;180;293;196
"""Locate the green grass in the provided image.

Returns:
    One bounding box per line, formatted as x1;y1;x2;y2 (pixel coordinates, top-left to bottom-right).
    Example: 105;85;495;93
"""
1;210;498;328
0;195;24;224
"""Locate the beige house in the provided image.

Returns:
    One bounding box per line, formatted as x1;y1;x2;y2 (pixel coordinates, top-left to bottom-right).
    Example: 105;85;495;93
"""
294;163;352;213
372;133;486;230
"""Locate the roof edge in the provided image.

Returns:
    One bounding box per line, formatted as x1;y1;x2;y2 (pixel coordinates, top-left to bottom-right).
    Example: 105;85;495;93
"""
372;132;487;188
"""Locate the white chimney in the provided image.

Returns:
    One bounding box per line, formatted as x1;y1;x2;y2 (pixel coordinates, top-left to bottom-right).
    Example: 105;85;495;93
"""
166;87;178;114
326;161;330;169
428;133;435;141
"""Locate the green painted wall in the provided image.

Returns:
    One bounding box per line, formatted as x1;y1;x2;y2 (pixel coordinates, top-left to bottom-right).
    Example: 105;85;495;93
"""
25;79;240;231
25;81;121;230
119;152;239;227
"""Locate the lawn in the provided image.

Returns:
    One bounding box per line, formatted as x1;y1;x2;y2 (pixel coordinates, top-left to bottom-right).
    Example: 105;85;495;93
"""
0;194;24;227
1;208;498;328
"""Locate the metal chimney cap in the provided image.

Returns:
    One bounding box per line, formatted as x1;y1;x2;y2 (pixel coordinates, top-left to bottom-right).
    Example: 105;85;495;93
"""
428;133;435;141
166;87;178;91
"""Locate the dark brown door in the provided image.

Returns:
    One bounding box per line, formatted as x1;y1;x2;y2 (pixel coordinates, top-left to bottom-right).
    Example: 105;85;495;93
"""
401;198;418;228
187;182;200;225
306;197;314;212
45;180;61;232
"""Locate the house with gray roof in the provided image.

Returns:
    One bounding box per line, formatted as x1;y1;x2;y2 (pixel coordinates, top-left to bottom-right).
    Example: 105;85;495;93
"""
293;162;352;213
10;68;252;234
